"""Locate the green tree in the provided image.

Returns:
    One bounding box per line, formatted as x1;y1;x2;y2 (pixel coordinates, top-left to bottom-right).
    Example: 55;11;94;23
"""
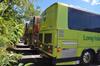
0;0;41;46
0;0;41;65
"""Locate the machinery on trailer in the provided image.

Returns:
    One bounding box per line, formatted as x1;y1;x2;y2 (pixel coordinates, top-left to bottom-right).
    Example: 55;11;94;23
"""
39;2;100;65
24;16;40;48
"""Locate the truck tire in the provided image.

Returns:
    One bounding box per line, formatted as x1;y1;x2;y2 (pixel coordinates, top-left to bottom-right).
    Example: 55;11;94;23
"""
80;50;95;65
96;50;100;64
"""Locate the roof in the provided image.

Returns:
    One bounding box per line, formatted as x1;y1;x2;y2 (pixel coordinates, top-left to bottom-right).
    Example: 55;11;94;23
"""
43;2;100;16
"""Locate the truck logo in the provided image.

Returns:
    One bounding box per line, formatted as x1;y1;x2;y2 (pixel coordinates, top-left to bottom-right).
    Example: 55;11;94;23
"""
83;35;100;42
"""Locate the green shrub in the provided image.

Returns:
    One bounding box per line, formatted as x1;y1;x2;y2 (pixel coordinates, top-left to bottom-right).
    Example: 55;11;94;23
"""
0;48;22;66
0;36;9;47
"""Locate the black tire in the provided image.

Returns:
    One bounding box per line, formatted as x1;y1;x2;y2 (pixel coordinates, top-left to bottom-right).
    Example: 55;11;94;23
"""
80;50;95;65
96;51;100;64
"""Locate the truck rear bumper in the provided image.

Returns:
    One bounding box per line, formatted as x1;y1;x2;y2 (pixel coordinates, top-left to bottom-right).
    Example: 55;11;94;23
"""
39;48;80;65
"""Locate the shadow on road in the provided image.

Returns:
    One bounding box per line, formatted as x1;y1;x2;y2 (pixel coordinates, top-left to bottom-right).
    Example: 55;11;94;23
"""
29;64;98;66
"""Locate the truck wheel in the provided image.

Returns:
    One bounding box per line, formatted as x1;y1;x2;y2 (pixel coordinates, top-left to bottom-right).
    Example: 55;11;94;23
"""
96;51;100;64
80;50;95;65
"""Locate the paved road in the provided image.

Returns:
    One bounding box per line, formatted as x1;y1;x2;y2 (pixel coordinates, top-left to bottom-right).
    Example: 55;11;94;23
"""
29;58;100;66
29;64;100;66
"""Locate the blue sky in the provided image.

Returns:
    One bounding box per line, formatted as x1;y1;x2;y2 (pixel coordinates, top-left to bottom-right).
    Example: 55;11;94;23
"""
34;0;100;14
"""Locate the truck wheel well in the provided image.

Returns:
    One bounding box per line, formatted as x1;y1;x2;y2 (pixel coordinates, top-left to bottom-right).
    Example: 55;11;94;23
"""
82;48;96;55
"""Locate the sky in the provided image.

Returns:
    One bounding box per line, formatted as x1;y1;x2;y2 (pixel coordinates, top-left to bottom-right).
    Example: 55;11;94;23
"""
34;0;100;14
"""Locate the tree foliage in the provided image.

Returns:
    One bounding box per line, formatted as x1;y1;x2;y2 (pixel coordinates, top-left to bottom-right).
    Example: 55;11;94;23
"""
0;0;41;66
0;0;36;46
0;48;22;66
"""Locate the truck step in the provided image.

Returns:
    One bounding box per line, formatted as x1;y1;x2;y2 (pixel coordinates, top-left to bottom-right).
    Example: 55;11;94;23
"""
18;55;42;64
21;55;42;59
16;43;30;48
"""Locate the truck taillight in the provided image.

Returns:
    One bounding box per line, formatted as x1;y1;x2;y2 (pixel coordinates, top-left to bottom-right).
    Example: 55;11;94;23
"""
57;47;61;52
48;46;52;53
48;48;51;53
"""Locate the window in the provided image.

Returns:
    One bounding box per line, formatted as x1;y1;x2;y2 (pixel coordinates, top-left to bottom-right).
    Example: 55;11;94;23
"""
44;33;52;43
68;7;100;33
39;33;43;42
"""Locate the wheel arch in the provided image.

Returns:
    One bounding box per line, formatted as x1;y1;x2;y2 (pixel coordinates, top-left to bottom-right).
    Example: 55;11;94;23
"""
81;48;96;55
